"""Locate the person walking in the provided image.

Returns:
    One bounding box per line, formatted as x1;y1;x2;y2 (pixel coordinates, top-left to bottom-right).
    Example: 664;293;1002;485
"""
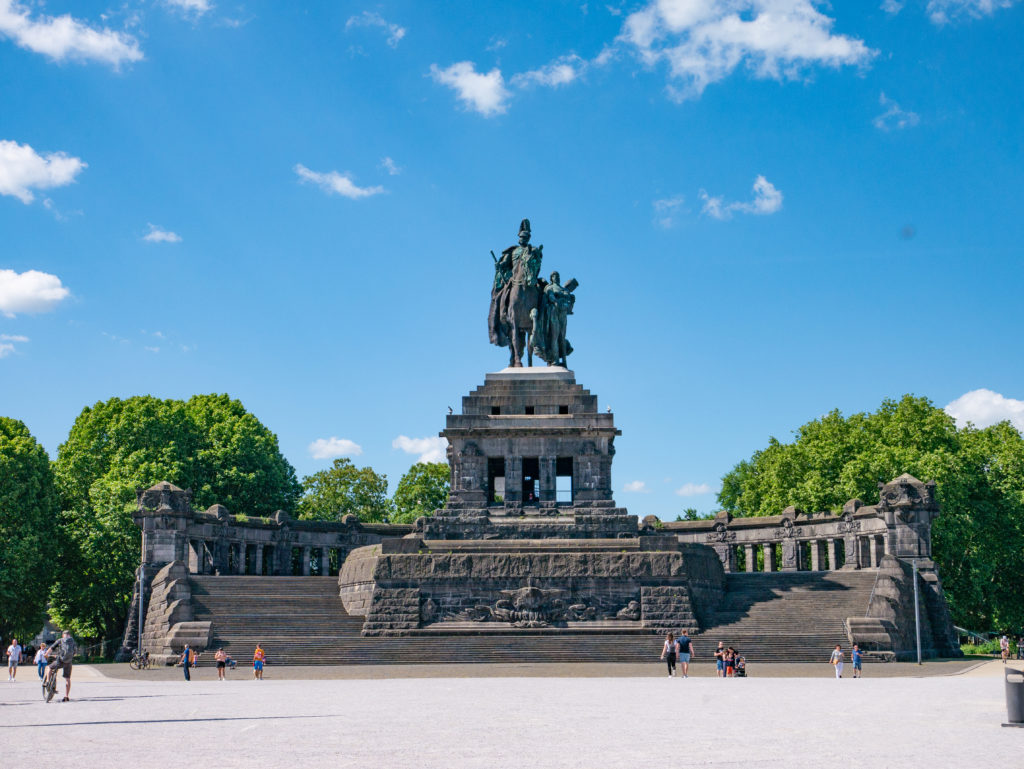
714;641;725;677
6;638;22;681
830;644;844;678
660;633;677;678
253;643;265;680
34;643;48;679
215;648;227;681
676;631;693;678
1017;637;1024;661
180;644;191;681
851;644;863;678
1000;634;1010;664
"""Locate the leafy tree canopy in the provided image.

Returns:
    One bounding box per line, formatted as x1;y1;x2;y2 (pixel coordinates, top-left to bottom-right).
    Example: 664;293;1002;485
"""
0;417;59;641
718;394;1024;631
298;458;392;523
392;462;450;524
51;394;301;639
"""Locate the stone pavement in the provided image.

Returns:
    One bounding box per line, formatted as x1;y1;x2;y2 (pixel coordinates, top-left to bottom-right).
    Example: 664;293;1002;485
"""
1;661;1017;768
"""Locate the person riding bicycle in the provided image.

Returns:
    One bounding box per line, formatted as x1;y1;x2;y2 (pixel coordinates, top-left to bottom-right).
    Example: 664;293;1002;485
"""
44;630;77;702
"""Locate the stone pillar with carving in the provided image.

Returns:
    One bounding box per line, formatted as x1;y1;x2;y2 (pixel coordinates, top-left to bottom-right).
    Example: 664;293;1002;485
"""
877;474;939;561
826;539;837;570
255;545;264;575
763;543;776;572
809;540;821;571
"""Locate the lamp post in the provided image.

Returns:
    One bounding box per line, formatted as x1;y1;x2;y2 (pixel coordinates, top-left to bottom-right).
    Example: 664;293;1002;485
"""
912;557;922;665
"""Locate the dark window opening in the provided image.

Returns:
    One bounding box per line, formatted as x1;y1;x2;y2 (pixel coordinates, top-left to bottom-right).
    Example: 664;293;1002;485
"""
556;457;573;503
491;406;501;415
290;547;302;575
488;457;505;504
329;548;341;576
262;546;274;575
525;406;535;415
522;457;540;505
310;548;322;576
558;405;569;414
835;539;846;569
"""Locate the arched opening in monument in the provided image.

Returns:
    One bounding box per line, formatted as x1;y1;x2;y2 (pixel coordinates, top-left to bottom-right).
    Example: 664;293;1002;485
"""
263;545;274;575
556;457;573;503
522;457;540;504
487;457;505;504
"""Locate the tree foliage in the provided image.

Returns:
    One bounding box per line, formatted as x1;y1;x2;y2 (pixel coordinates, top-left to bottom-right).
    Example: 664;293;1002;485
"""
392;462;450;524
51;394;301;639
718;394;1024;631
298;458;392;523
0;417;59;640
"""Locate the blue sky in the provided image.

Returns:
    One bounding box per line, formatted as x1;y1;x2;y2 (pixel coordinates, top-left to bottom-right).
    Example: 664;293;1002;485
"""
2;0;1022;518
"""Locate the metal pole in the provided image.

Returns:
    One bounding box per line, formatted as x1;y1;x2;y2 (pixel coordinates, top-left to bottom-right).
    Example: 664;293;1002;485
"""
913;557;922;665
138;560;144;654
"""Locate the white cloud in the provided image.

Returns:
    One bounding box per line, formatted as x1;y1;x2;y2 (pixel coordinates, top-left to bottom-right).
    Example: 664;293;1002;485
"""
945;389;1024;433
926;0;1018;24
294;163;385;199
0;333;28;358
512;55;584;88
392;435;448;464
618;0;874;100
873;92;919;131
430;61;511;117
676;482;713;497
165;0;212;18
652;195;685;228
0;269;70;317
881;0;904;13
0;0;143;67
380;156;401;176
0;140;85;204
701;175;783;220
309;437;364;460
143;223;182;243
346;11;405;47
144;345;160;353
623;480;650;493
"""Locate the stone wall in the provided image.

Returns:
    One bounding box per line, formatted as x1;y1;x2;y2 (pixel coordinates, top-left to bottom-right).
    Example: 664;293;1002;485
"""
138;561;211;665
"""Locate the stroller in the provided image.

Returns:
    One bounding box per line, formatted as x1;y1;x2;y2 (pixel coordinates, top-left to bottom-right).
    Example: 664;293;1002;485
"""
734;655;748;677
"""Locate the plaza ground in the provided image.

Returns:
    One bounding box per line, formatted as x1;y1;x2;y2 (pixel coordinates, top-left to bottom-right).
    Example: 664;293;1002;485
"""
1;659;1018;768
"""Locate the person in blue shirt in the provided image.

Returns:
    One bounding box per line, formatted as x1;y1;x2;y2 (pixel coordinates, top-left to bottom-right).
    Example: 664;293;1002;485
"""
851;644;863;678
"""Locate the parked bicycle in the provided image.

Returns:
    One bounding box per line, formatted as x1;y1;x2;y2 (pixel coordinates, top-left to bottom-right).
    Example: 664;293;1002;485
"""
128;649;151;670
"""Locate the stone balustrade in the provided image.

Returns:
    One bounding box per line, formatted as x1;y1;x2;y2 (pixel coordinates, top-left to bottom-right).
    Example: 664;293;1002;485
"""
656;473;940;573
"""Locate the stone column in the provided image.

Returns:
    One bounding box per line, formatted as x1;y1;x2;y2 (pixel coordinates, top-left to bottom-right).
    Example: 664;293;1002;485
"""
781;539;800;571
301;546;312;576
255;545;264;575
810;540;821;571
827;539;837;570
539;456;557;505
320;548;330;576
843;535;860;569
237;542;247;574
744;544;756;573
504;455;522;509
714;544;735;572
763;543;776;572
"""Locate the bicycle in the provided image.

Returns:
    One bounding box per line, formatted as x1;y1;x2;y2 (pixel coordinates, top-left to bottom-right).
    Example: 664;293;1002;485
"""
128;649;150;670
42;667;58;703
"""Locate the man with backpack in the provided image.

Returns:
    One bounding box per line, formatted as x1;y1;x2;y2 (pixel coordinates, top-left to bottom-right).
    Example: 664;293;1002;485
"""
44;630;77;702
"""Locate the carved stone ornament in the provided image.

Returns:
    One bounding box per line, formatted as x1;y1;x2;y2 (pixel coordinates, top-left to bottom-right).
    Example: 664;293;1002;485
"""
837;511;862;534
420;598;439;625
705;522;736;543
454;587;628;627
615;600;641;621
773;517;796;539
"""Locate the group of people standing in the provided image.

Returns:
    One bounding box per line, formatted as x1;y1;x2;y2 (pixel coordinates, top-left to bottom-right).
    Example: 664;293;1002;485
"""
178;642;265;681
659;634;865;678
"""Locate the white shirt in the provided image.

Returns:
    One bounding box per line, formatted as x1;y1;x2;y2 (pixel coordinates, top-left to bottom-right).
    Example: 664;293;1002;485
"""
7;644;22;663
34;649;47;664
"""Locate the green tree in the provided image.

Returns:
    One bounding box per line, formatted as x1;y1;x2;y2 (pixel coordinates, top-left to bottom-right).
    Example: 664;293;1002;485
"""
718;394;1024;630
298;458;392;522
51;394;301;640
0;418;59;641
392;462;450;523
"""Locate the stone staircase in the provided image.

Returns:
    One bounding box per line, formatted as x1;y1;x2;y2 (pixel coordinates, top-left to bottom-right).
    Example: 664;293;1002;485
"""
698;570;878;661
188;570;878;666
